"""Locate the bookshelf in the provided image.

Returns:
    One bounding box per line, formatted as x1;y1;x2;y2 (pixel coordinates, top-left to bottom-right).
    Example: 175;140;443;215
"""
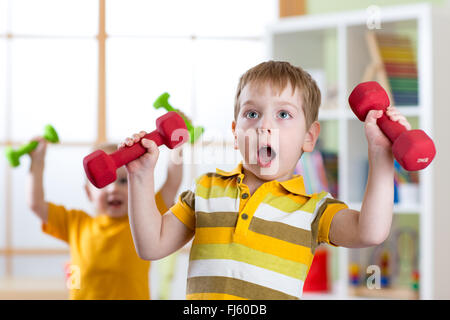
266;3;450;299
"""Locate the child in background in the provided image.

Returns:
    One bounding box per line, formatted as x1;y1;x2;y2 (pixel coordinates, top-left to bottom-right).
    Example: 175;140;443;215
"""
121;61;411;300
26;141;183;300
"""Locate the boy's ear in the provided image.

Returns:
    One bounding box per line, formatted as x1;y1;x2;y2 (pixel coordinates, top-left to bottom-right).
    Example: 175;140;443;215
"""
302;121;320;153
231;121;238;150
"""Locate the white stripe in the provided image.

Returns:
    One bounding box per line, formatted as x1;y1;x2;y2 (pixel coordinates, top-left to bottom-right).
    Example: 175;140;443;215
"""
253;202;316;231
188;259;303;298
196;196;239;213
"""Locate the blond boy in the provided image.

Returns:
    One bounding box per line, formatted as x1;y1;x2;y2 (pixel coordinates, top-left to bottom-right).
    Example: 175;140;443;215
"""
121;61;411;299
27;142;183;299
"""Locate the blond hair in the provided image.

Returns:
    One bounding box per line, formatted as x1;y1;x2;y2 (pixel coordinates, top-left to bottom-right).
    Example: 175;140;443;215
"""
234;61;321;129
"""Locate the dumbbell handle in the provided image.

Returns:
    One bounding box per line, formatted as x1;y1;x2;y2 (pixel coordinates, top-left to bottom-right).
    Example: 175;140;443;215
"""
110;130;163;168
376;112;409;143
15;141;39;156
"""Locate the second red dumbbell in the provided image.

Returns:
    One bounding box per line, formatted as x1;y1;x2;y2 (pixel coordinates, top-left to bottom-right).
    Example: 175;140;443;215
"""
83;111;189;188
348;81;436;171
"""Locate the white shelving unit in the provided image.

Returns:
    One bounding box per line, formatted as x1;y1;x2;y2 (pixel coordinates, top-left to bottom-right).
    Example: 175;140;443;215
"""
266;3;450;299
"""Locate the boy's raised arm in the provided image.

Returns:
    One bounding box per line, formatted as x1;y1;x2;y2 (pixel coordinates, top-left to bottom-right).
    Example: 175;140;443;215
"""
329;107;410;248
123;133;193;260
160;148;184;208
27;137;49;223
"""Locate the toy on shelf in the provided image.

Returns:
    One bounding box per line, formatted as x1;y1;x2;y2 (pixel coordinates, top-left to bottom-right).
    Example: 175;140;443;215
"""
348;81;436;171
380;250;391;287
4;124;59;167
83;111;189;189
411;270;419;291
153;92;204;144
349;263;361;286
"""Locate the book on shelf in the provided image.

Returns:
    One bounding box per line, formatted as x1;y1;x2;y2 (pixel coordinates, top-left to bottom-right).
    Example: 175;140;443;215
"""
394;160;420;206
375;33;419;107
295;149;338;198
362;158;420;205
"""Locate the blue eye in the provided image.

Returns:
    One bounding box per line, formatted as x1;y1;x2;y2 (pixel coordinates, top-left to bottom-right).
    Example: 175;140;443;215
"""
278;111;291;119
246;111;259;119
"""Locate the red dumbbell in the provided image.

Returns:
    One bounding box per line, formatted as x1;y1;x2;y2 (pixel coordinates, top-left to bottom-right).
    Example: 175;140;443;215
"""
348;81;436;171
83;111;189;188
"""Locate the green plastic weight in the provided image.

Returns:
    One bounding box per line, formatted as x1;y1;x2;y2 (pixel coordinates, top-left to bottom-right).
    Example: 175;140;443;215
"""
153;92;204;144
5;124;59;167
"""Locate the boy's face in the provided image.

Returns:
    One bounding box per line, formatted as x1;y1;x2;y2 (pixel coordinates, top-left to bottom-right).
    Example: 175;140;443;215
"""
232;81;320;181
85;166;128;218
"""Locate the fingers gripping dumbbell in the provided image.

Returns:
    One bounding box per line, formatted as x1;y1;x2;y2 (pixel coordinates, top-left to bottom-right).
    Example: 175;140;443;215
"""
348;81;436;171
5;124;59;167
83;111;189;189
153;92;204;144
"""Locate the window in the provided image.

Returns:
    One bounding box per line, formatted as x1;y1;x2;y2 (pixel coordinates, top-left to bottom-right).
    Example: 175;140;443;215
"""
0;0;277;280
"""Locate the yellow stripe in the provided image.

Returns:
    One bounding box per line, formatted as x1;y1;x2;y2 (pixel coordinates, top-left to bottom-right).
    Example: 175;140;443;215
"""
190;243;308;280
196;184;239;199
262;192;308;212
193;227;234;244
187;292;247;300
193;227;313;265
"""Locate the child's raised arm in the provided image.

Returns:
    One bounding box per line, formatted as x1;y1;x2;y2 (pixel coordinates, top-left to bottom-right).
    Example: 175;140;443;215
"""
26;137;49;223
121;132;193;260
160;148;184;208
329;107;411;248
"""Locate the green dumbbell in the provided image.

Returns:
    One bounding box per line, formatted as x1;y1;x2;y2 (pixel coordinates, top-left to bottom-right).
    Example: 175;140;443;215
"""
5;124;59;167
153;92;204;144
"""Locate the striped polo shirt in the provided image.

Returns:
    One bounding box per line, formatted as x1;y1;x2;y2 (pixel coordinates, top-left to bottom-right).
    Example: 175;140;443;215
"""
170;162;347;300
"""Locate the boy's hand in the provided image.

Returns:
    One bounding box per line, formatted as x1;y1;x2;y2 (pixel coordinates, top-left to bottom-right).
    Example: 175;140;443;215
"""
119;131;160;178
365;106;411;155
29;136;47;171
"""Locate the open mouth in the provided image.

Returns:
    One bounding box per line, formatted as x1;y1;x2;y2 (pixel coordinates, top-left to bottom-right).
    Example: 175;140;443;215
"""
257;145;277;168
107;199;123;208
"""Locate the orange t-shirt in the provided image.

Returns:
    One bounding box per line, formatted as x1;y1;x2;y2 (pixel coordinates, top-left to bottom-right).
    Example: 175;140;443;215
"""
42;191;168;300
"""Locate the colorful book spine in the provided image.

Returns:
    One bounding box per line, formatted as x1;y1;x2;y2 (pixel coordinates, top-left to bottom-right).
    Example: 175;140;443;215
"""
295;150;338;198
376;34;419;106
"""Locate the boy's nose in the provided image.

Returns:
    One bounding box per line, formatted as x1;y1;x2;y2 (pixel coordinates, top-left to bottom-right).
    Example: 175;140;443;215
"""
257;116;273;134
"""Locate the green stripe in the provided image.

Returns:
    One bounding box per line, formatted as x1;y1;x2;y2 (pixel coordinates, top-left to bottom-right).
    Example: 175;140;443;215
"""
195;211;238;228
249;217;312;248
261;191;329;214
187;276;299;300
262;192;309;213
190;243;308;280
196;184;239;199
301;191;329;213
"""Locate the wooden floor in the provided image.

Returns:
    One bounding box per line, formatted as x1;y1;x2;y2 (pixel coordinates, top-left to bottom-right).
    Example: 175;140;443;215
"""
0;278;68;300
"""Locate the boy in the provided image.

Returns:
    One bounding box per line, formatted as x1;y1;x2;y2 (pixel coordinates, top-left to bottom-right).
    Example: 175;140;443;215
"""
121;61;411;299
27;141;183;299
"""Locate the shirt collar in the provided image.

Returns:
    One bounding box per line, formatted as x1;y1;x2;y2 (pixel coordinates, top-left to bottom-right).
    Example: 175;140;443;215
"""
215;162;244;177
215;162;308;196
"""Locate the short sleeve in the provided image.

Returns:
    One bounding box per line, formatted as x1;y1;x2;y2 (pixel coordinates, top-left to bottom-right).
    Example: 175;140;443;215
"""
154;190;169;215
169;182;196;230
42;202;90;243
310;193;348;253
